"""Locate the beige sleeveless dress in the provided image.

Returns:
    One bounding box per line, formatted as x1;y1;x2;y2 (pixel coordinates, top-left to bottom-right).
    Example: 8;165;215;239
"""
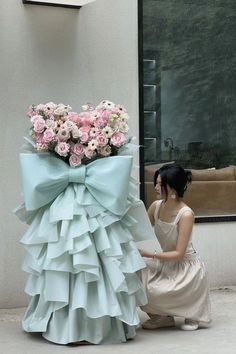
141;200;211;324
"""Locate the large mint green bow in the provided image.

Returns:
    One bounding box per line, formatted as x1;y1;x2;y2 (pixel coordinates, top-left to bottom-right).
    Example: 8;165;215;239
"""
19;153;133;216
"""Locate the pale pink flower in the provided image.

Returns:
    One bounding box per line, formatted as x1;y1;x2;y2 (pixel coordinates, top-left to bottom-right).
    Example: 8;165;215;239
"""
96;133;108;147
69;154;82;167
116;104;127;113
84;147;96;159
73;143;85;157
111;132;126;147
98;145;112;156
79;132;89;143
88;139;98;150
31;114;43;124
43;129;56;143
55;142;70;157
45;119;57;129
36;104;45;113
57;127;70;141
89;127;99;137
78;127;90;143
33;117;46;133
100;109;111;120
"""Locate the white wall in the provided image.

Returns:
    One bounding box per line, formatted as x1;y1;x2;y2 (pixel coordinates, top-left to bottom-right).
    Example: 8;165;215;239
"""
0;0;139;308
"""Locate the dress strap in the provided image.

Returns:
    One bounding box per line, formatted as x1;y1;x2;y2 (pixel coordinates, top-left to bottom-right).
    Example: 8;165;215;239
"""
154;200;163;221
174;206;194;224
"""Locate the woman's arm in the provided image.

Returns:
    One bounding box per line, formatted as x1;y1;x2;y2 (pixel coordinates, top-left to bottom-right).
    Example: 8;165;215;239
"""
147;201;157;226
139;211;194;261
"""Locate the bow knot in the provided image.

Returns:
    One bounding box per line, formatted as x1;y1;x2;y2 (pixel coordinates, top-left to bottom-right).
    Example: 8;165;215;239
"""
69;165;86;184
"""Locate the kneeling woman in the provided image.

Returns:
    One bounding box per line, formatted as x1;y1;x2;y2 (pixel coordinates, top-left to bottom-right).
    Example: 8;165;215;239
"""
139;164;211;330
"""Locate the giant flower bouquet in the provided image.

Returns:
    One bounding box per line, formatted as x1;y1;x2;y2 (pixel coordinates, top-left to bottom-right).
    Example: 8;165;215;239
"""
16;98;155;345
27;100;130;167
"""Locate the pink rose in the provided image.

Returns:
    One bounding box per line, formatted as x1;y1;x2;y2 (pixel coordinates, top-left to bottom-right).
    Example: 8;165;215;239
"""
100;109;111;120
35;133;45;144
33;117;46;133
43;129;56;143
79;112;93;127
68;112;81;126
96;133;108;147
73;143;85;157
94;117;107;129
78;127;90;143
69;154;82;167
55;142;70;157
111;132;126;147
79;126;91;133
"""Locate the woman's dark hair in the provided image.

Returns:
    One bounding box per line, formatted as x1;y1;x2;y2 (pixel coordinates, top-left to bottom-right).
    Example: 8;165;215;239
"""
153;163;192;199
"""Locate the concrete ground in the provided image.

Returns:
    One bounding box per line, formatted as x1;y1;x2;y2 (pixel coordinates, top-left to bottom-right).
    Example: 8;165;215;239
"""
1;288;236;354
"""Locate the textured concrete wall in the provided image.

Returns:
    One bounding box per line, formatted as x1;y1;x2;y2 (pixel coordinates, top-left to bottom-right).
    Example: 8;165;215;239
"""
0;0;139;308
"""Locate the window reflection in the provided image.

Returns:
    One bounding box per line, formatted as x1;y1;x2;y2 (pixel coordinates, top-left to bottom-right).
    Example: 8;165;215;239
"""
141;0;236;217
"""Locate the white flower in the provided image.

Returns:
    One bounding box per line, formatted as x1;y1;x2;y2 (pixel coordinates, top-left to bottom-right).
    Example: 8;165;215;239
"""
102;126;114;138
118;122;129;133
72;127;80;139
110;113;119;121
54;104;72;116
43;102;57;115
88;139;98;150
57;127;70;141
120;112;130;121
62;120;76;131
82;103;93;111
97;100;116;110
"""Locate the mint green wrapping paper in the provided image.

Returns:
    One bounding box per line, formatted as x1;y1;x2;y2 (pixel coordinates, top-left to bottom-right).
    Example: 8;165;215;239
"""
15;152;155;344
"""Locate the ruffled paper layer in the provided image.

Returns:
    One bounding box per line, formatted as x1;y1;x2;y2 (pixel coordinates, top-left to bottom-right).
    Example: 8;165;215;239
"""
16;182;151;344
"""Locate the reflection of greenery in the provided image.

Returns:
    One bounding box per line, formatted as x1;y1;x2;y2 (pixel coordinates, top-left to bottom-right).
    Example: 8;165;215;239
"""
143;0;236;168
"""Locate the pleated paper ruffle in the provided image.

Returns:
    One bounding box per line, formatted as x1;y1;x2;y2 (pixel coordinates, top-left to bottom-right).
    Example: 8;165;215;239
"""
15;178;153;344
